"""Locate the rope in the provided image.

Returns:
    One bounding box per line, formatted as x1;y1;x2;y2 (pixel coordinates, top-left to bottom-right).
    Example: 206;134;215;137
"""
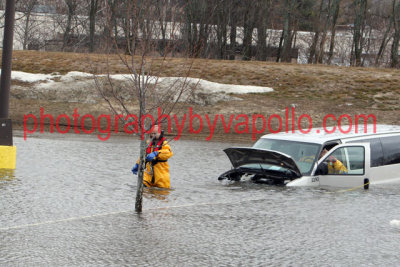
1;182;372;232
325;181;370;194
0;210;131;231
0;197;266;232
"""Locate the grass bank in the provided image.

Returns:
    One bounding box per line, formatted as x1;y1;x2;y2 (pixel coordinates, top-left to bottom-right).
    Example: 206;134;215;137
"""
6;50;400;142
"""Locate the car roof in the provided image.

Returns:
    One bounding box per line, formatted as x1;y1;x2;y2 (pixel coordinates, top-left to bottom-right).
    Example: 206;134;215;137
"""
260;124;400;144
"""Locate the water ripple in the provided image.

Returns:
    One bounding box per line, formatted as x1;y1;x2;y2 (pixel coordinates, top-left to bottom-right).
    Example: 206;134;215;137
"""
1;135;399;265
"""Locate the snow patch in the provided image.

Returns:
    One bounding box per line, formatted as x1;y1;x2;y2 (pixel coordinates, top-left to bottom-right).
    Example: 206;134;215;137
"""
183;78;273;94
10;70;274;94
66;71;94;77
107;75;273;94
10;70;274;105
10;70;56;83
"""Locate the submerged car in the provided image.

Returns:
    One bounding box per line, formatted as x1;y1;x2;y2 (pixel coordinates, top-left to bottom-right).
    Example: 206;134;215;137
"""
218;124;400;188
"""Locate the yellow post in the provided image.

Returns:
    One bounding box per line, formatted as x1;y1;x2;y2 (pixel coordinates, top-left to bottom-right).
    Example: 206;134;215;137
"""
0;145;16;169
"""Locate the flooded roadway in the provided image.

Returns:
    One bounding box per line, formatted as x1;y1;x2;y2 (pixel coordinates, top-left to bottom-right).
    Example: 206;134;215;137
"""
1;134;400;266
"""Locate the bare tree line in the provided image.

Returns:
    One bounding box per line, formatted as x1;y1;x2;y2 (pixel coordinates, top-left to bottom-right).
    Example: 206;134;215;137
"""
0;0;399;68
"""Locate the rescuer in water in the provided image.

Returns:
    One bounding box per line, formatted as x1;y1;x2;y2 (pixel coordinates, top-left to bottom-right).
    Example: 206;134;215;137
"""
131;124;173;188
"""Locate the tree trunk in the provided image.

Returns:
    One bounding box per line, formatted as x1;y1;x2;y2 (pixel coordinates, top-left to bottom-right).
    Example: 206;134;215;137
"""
156;0;168;57
352;0;368;66
362;26;372;66
375;19;392;66
391;32;400;68
317;0;333;64
199;20;210;58
104;0;118;46
391;0;400;68
135;137;146;212
216;1;224;59
221;23;228;59
256;23;267;61
229;5;237;60
281;0;296;62
184;0;211;58
124;2;132;55
277;30;284;62
327;0;341;65
308;0;324;64
317;31;328;63
89;0;98;53
255;0;270;61
21;0;39;50
159;22;167;57
308;31;320;64
62;0;77;51
62;12;72;51
242;6;254;61
135;94;148;213
23;9;31;50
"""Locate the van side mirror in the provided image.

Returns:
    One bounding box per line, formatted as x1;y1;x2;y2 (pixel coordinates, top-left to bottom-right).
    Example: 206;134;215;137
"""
316;162;329;175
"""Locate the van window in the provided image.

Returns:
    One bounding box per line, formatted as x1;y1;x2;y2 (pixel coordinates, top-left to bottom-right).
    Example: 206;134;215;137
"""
323;146;365;175
349;138;384;167
381;136;400;165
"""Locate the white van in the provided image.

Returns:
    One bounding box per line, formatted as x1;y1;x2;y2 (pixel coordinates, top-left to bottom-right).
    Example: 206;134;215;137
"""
218;124;400;188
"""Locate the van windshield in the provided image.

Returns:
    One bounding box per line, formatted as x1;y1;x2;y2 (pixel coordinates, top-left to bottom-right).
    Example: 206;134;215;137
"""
253;139;321;175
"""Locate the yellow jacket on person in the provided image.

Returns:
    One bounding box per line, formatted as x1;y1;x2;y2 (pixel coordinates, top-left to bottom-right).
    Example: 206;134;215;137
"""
138;140;173;189
328;160;348;174
300;155;348;174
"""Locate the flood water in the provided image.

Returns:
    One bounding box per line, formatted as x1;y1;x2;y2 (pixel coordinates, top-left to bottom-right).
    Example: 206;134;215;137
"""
1;133;400;266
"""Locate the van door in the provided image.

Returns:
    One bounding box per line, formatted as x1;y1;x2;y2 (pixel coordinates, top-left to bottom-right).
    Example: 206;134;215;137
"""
315;144;371;188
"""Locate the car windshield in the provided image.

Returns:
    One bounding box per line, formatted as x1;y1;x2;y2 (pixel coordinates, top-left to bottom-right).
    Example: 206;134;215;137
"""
253;138;321;174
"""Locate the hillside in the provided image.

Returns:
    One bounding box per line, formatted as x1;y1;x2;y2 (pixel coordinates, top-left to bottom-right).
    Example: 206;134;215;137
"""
6;50;400;141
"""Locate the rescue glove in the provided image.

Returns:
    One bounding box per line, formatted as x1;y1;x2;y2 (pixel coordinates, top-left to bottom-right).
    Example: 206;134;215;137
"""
131;163;139;175
146;151;158;161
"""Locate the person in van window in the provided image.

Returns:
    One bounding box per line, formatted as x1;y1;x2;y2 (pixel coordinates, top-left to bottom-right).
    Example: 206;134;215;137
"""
319;148;348;174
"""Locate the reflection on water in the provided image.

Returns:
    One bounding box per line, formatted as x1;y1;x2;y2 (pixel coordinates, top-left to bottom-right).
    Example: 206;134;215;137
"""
1;134;400;266
0;169;15;181
143;187;171;201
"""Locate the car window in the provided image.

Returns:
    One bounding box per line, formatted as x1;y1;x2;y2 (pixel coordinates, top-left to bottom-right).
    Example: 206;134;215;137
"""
349;138;383;167
323;146;365;175
380;136;400;165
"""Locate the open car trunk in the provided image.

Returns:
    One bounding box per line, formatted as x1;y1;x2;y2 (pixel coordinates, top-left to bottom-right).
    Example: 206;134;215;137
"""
218;148;302;185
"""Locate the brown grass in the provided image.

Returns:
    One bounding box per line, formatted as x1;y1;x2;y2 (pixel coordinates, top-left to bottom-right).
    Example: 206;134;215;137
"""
3;51;398;83
5;50;400;140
